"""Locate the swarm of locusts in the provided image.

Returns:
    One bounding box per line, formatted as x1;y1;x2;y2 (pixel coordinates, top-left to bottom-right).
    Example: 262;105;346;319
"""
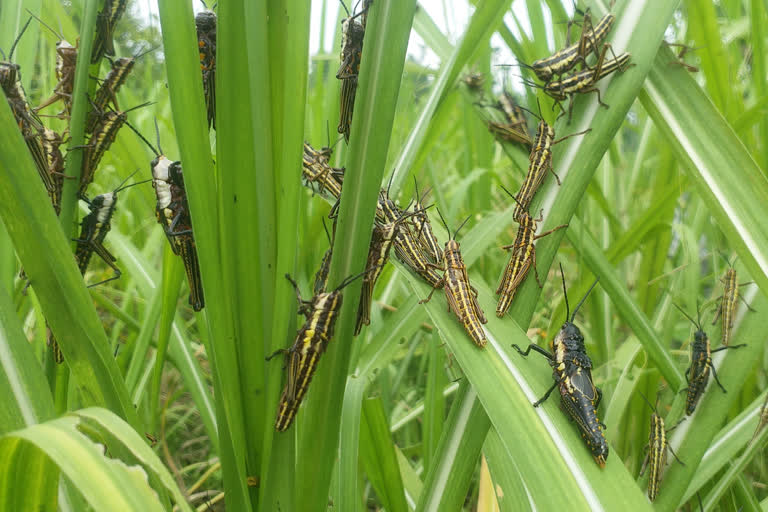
5;1;759;504
3;2;214;362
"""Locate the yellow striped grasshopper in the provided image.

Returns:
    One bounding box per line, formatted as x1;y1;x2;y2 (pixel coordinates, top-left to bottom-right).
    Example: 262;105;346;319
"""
271;269;375;431
511;102;590;222
196;1;217;129
0;19;53;195
336;0;368;142
513;266;608;466
711;254;755;346
529;9;615;83
86;46;154;133
527;43;632;122
673;303;746;416
475;91;532;148
91;0;128;63
420;211;487;348
78;100;153;197
377;187;443;289
496;186;568;317
41;127;67;215
637;391;684;501
27;11;78;118
302;141;345;200
355;202;426;335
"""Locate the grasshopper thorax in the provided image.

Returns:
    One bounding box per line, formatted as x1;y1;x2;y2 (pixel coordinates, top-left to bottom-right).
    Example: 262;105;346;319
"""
91;192;118;224
151;155;174;209
555;322;586;350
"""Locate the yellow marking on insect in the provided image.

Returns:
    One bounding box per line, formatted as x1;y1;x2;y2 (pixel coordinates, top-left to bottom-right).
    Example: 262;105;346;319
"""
531;12;615;81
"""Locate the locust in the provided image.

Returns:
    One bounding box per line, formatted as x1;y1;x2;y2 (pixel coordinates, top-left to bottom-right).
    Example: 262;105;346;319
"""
1;19;52;194
74;171;149;286
512;104;590;221
476;92;532;148
133;119;205;311
377;187;442;289
336;0;368;142
461;72;484;91
530;9;615;83
637;392;684;501
420;211;487;348
196;1;217;129
41;127;67;215
496;186;567;317
86;46;154;133
674;303;746;416
27;11;78;118
79;101;153;197
512;266;608;467
537;43;632;122
356;205;422;335
46;325;63;364
91;0;128;63
302;142;344;200
412;179;442;264
271;270;373;431
711;256;755;346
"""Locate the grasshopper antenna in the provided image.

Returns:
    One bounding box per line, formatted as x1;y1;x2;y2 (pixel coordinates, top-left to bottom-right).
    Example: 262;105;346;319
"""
572;279;599;322
9;17;33;60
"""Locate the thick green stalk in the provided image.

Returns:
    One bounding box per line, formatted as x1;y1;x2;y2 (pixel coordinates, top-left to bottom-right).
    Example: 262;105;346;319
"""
259;3;311;510
156;0;250;508
296;2;417;510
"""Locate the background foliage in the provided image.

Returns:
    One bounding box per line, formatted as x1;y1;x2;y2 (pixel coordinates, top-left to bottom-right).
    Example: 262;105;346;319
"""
0;0;766;510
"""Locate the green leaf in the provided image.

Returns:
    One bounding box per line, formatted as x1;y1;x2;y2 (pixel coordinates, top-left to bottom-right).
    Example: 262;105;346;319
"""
360;397;408;512
417;382;490;512
0;412;186;511
0;90;139;428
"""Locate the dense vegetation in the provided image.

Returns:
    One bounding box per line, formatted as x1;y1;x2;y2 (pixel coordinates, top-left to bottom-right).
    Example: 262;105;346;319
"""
0;0;767;510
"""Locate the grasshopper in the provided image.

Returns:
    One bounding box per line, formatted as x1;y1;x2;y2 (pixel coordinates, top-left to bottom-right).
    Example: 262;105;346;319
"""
536;43;632;122
302;142;344;200
674;303;746;416
496;186;568;317
377;187;443;289
91;0;128;63
27;11;78;118
336;0;368;142
711;255;755;346
512;102;590;221
530;9;615;82
79;101;153;197
133;119;205;311
271;270;372;431
420;211;487;348
355;204;423;335
513;266;608;467
1;19;52;194
637;392;684;501
74;170;149;286
86;46;154;133
196;1;217;129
